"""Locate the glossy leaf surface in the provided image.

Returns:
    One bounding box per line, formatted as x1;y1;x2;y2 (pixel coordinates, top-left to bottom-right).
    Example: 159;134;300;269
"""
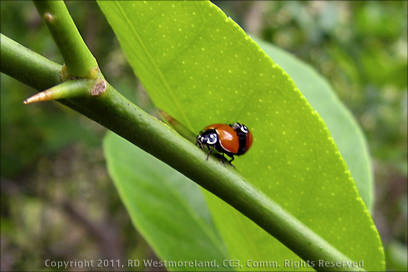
253;38;374;212
99;1;384;271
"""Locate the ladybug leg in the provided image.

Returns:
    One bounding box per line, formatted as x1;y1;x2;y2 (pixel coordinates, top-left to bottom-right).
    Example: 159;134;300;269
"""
227;156;235;168
206;147;214;160
196;141;203;150
219;154;235;168
219;155;227;166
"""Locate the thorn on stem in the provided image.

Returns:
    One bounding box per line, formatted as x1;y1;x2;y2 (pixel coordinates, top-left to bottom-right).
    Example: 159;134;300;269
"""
23;79;106;105
44;12;54;22
23;89;55;104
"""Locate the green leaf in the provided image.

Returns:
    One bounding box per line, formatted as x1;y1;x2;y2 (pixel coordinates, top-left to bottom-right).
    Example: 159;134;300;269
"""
99;1;384;271
252;38;374;212
103;131;230;271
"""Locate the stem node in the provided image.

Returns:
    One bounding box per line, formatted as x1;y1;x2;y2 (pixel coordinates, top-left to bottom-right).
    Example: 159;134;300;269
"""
91;79;107;96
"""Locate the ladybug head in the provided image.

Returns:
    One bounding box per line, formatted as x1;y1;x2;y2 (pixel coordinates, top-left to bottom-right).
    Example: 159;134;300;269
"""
196;131;218;146
232;123;249;136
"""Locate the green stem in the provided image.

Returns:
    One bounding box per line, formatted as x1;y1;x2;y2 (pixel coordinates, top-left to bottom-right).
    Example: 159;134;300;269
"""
0;34;61;91
0;37;363;272
33;0;98;79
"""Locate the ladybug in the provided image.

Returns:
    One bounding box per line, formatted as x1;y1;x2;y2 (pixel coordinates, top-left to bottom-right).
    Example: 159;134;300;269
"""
196;123;253;165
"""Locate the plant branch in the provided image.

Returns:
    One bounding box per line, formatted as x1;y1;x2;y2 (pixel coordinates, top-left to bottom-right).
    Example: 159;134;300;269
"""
0;36;364;271
0;34;61;91
33;0;98;79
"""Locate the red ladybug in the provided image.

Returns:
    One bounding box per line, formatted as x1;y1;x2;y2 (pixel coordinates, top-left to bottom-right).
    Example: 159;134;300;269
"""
196;123;253;165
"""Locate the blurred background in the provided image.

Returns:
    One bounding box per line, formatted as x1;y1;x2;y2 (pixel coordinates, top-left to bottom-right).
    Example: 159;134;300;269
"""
1;1;407;271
